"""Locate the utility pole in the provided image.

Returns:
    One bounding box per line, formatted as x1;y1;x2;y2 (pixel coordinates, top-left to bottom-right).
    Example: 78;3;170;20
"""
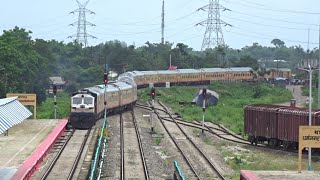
318;24;320;109
53;85;57;119
161;0;165;44
69;0;96;47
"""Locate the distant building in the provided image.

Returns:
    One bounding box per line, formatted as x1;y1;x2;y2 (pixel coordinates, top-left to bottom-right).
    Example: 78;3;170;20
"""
265;68;291;79
49;77;66;93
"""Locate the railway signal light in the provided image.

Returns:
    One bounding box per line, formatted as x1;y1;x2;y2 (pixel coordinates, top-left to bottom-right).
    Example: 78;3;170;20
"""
53;85;57;96
202;88;207;97
103;73;108;85
151;88;156;99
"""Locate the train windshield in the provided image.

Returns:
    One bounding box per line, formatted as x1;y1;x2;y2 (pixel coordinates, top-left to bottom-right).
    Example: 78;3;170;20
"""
72;97;82;105
84;97;93;105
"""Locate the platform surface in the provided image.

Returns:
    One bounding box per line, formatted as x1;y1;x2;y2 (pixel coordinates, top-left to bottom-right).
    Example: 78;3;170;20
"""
245;170;320;180
0;119;60;179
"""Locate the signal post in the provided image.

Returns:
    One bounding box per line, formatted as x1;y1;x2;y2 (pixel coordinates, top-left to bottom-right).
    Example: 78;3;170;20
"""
150;87;156;133
53;85;57;119
201;88;207;135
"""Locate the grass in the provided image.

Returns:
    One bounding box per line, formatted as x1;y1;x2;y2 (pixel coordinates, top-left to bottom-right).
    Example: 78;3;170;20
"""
218;141;320;179
37;92;70;119
153;137;162;145
139;82;293;134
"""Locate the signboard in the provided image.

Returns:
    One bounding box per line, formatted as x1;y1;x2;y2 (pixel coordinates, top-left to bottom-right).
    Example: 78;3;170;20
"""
7;93;36;119
166;82;170;88
298;126;320;172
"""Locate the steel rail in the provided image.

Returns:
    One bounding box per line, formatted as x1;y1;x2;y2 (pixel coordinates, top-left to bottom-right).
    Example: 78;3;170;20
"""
147;101;201;179
157;101;227;180
131;109;150;180
40;129;75;180
67;129;92;180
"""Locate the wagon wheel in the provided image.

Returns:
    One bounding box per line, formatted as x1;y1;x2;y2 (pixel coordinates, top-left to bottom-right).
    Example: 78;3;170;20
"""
282;141;291;150
269;139;278;148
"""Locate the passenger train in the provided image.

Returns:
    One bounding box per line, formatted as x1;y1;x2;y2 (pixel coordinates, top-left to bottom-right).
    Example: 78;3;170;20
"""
69;67;288;129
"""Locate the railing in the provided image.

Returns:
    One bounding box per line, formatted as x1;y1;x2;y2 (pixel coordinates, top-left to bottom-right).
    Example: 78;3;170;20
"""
89;108;108;180
173;161;186;180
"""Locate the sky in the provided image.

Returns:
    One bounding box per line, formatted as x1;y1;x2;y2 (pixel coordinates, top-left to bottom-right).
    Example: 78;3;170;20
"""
0;0;320;50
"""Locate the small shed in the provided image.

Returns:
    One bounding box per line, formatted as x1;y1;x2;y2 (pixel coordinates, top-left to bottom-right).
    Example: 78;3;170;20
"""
49;76;66;90
0;97;32;135
193;89;219;107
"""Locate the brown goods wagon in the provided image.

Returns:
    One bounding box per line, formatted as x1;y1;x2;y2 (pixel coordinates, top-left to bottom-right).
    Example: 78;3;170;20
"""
244;104;285;141
277;107;320;143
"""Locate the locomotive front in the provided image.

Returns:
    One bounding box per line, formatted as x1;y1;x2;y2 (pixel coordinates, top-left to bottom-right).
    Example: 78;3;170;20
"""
69;92;96;129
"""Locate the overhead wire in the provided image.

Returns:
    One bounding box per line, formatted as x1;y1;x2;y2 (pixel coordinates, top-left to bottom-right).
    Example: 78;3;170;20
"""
225;28;318;45
223;15;319;32
221;0;320;15
229;9;319;27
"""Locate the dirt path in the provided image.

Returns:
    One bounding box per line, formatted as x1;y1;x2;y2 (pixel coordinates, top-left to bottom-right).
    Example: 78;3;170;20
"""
277;85;307;108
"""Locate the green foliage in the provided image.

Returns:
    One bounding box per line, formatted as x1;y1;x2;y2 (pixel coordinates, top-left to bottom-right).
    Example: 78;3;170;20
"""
37;92;70;119
141;82;292;134
153;137;162;145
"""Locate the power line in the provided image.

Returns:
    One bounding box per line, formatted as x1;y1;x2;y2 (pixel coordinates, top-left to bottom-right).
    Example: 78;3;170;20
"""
230;9;319;27
69;0;96;47
225;29;318;45
224;15;319;32
221;0;320;15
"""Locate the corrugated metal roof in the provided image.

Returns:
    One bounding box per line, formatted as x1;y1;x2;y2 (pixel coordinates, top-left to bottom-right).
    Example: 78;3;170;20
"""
0;97;32;134
50;77;66;85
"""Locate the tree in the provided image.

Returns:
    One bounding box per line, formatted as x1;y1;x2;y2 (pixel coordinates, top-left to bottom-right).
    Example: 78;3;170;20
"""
237;55;259;70
271;39;285;48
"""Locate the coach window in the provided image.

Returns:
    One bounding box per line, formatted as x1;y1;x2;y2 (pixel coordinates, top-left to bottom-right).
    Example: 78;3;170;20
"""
84;97;93;105
72;97;82;105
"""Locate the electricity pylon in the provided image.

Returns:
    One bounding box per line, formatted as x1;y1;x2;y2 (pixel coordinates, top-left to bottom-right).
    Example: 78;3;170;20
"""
69;0;96;47
197;0;231;50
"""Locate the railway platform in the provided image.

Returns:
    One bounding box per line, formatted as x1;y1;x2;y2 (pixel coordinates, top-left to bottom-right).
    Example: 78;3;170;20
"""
0;119;66;180
240;170;320;180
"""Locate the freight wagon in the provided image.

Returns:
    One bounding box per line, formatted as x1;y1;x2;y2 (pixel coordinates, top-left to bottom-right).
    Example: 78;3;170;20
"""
244;104;320;149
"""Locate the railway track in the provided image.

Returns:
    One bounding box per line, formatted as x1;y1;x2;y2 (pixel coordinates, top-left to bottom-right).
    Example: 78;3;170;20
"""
120;110;149;180
136;102;247;144
38;129;91;180
147;100;227;180
136;101;320;158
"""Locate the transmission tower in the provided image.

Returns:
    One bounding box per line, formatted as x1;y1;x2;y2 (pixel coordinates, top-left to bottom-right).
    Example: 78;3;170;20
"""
69;0;96;47
197;0;231;50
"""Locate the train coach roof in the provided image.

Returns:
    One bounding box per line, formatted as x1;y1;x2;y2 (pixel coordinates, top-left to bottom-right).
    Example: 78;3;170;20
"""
202;67;252;73
138;71;159;75
278;107;320;115
157;70;178;74
201;68;228;73
130;71;146;76
245;104;320;115
109;81;133;90
244;104;288;111
176;69;202;73
118;72;134;78
228;67;252;72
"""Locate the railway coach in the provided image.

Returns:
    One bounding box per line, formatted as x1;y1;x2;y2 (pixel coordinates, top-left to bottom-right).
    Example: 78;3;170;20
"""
70;80;137;129
69;66;284;129
244;104;320;149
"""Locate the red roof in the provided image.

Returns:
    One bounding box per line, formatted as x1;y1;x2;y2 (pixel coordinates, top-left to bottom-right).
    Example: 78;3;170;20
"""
168;66;177;70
